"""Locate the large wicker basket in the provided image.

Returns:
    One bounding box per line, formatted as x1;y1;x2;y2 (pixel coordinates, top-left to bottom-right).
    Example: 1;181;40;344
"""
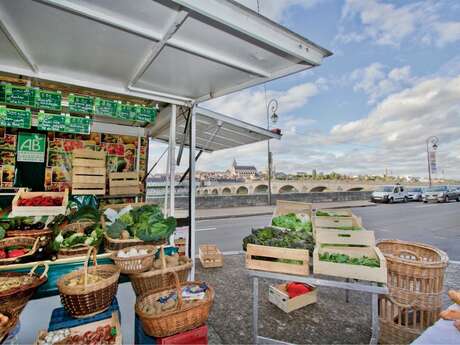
0;262;48;316
129;247;192;296
0;236;40;265
103;233;144;253
6;228;53;249
111;245;156;274
377;240;449;344
0;310;19;343
57;247;120;318
135;272;214;338
56;222;94;259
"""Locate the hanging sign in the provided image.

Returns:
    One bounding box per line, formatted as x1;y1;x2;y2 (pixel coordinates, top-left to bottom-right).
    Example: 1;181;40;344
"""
37;113;92;135
0;106;32;129
68;94;94;114
117;103;138;120
95;97;119;117
17;132;46;163
4;84;38;107
37;89;62;111
137;106;157;123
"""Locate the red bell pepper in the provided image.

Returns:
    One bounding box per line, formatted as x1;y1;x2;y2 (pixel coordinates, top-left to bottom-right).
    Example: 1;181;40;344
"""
7;248;28;258
0;249;6;259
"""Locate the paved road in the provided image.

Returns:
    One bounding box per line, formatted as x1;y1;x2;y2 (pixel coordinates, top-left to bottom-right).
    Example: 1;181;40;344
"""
196;201;460;260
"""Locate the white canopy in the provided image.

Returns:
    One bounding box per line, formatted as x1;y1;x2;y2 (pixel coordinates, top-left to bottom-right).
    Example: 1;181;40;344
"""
0;0;331;106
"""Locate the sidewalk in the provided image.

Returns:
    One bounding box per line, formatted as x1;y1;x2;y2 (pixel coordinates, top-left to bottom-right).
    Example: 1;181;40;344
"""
175;200;376;220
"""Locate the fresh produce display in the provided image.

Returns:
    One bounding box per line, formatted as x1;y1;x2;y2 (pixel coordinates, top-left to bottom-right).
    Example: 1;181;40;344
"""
106;205;176;243
36;329;71;345
243;225;314;253
17;196;63;207
0;275;34;292
0;245;31;259
64;273;104;287
116;247;150;258
1;216;47;230
51;223;104;251
68;206;101;224
315;210;348;217
152;252;186;269
36;325;117;345
319;252;380;267
271;213;312;232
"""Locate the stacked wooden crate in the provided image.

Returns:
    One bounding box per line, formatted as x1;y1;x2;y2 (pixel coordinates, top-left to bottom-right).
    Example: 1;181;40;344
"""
109;172;140;196
71;149;107;195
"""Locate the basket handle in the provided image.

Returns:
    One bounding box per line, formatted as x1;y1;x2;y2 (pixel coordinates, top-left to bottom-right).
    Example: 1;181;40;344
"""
395;249;420;261
83;247;98;288
386;294;418;308
159;246;167;270
29;262;49;279
31;236;40;251
168;271;183;311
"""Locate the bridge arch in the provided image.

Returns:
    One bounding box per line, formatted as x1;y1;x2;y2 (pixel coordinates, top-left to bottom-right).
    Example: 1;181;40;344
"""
347;187;364;191
254;184;268;194
222;187;232;195
203;189;209;195
211;188;219;195
310;186;327;192
279;185;299;194
236;186;249;195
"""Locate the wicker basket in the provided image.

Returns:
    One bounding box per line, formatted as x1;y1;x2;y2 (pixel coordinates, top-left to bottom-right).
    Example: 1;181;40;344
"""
103;234;145;253
111;245;156;274
0;236;40;265
0;310;19;343
129;247;192;296
57;247;120;318
6;228;53;249
56;222;95;259
135;272;214;338
377;239;449;309
0;262;48;316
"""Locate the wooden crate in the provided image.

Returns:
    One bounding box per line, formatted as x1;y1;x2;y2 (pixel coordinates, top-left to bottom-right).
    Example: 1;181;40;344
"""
313;213;364;239
273;200;312;218
313;215;353;228
246;244;309;276
269;283;317;313
313;230;387;283
71;149;107;195
315;208;353;217
10;188;69;217
109;172;140;196
199;244;223;268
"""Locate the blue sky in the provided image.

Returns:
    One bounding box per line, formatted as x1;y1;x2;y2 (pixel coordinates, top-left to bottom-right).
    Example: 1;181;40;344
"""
156;0;460;179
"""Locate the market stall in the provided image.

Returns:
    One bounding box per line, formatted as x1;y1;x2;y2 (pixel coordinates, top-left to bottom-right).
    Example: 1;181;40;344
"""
0;0;333;343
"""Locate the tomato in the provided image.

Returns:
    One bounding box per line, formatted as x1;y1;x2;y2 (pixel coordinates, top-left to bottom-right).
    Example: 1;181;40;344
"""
8;249;27;258
0;249;6;259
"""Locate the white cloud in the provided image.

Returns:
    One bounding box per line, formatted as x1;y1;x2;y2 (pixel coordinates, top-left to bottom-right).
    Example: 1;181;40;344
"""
351;63;413;103
234;0;319;22
434;21;460;46
336;0;459;47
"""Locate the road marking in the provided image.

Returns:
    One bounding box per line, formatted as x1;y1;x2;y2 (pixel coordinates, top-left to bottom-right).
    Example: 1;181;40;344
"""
196;227;217;232
450;260;460;265
415;204;438;208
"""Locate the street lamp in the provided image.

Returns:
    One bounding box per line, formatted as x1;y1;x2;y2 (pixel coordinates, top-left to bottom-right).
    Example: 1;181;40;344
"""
426;136;439;187
266;99;278;205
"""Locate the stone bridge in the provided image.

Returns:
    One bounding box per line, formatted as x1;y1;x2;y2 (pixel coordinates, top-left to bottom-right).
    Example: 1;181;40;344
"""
196;180;414;196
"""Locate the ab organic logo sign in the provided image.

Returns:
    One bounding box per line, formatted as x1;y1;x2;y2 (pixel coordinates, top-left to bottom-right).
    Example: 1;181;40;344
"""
17;132;46;163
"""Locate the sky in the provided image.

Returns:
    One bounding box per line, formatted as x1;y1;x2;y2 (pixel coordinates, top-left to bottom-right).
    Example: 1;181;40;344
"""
151;0;460;179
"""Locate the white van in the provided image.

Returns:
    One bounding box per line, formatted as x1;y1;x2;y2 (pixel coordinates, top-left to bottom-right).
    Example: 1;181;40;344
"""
371;185;408;203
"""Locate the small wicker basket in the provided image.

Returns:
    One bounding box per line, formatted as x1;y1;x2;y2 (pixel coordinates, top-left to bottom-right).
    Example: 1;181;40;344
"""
0;236;40;265
129;246;192;296
0;262;48;316
57;247;120;318
56;221;94;259
111;245;156;274
0;310;19;343
135;272;214;338
6;228;53;249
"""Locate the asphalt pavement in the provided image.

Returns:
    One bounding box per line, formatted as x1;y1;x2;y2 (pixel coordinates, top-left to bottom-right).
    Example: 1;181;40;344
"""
196;201;460;260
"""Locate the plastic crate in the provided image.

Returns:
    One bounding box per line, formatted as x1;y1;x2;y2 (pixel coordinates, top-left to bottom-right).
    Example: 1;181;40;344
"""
135;315;208;345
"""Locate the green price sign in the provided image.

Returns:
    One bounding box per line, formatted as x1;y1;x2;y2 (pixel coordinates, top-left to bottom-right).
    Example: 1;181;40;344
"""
37;113;92;135
0;106;32;129
17;132;46;163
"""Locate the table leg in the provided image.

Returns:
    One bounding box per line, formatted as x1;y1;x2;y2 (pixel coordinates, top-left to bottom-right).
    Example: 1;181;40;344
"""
370;291;379;345
345;279;350;303
253;277;259;345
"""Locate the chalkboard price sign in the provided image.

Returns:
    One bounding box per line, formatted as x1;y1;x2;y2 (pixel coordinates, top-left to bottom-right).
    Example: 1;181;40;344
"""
4;84;38;107
95;97;119;117
37;113;92;135
137;106;157;123
0;106;32;129
37;90;62;111
68;94;94;114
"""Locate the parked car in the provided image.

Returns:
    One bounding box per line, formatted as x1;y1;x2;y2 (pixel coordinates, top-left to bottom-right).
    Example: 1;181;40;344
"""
371;185;408;203
422;186;460;203
406;187;424;201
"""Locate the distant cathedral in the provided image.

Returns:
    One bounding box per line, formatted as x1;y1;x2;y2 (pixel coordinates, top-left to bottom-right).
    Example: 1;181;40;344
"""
227;158;258;178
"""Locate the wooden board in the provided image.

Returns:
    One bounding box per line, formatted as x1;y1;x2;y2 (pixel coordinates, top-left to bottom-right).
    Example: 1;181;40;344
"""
273;200;312;218
246;244;309;276
269;283;317;313
72;149;106;195
316;208;353;217
313;245;387;283
199;244;223;268
109;172;140;196
10;188;68;217
316;228;376;246
313;216;353;228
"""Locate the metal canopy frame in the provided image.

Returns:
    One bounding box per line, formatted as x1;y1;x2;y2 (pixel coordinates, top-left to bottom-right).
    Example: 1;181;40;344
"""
0;0;331;105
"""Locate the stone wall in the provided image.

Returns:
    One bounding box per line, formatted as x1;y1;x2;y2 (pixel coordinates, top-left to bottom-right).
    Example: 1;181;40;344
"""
149;191;372;209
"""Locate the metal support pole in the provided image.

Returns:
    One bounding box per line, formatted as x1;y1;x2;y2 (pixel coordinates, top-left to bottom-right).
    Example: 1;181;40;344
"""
370;291;379;345
189;105;197;280
252;277;259;345
169;105;176;216
135;133;141;203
